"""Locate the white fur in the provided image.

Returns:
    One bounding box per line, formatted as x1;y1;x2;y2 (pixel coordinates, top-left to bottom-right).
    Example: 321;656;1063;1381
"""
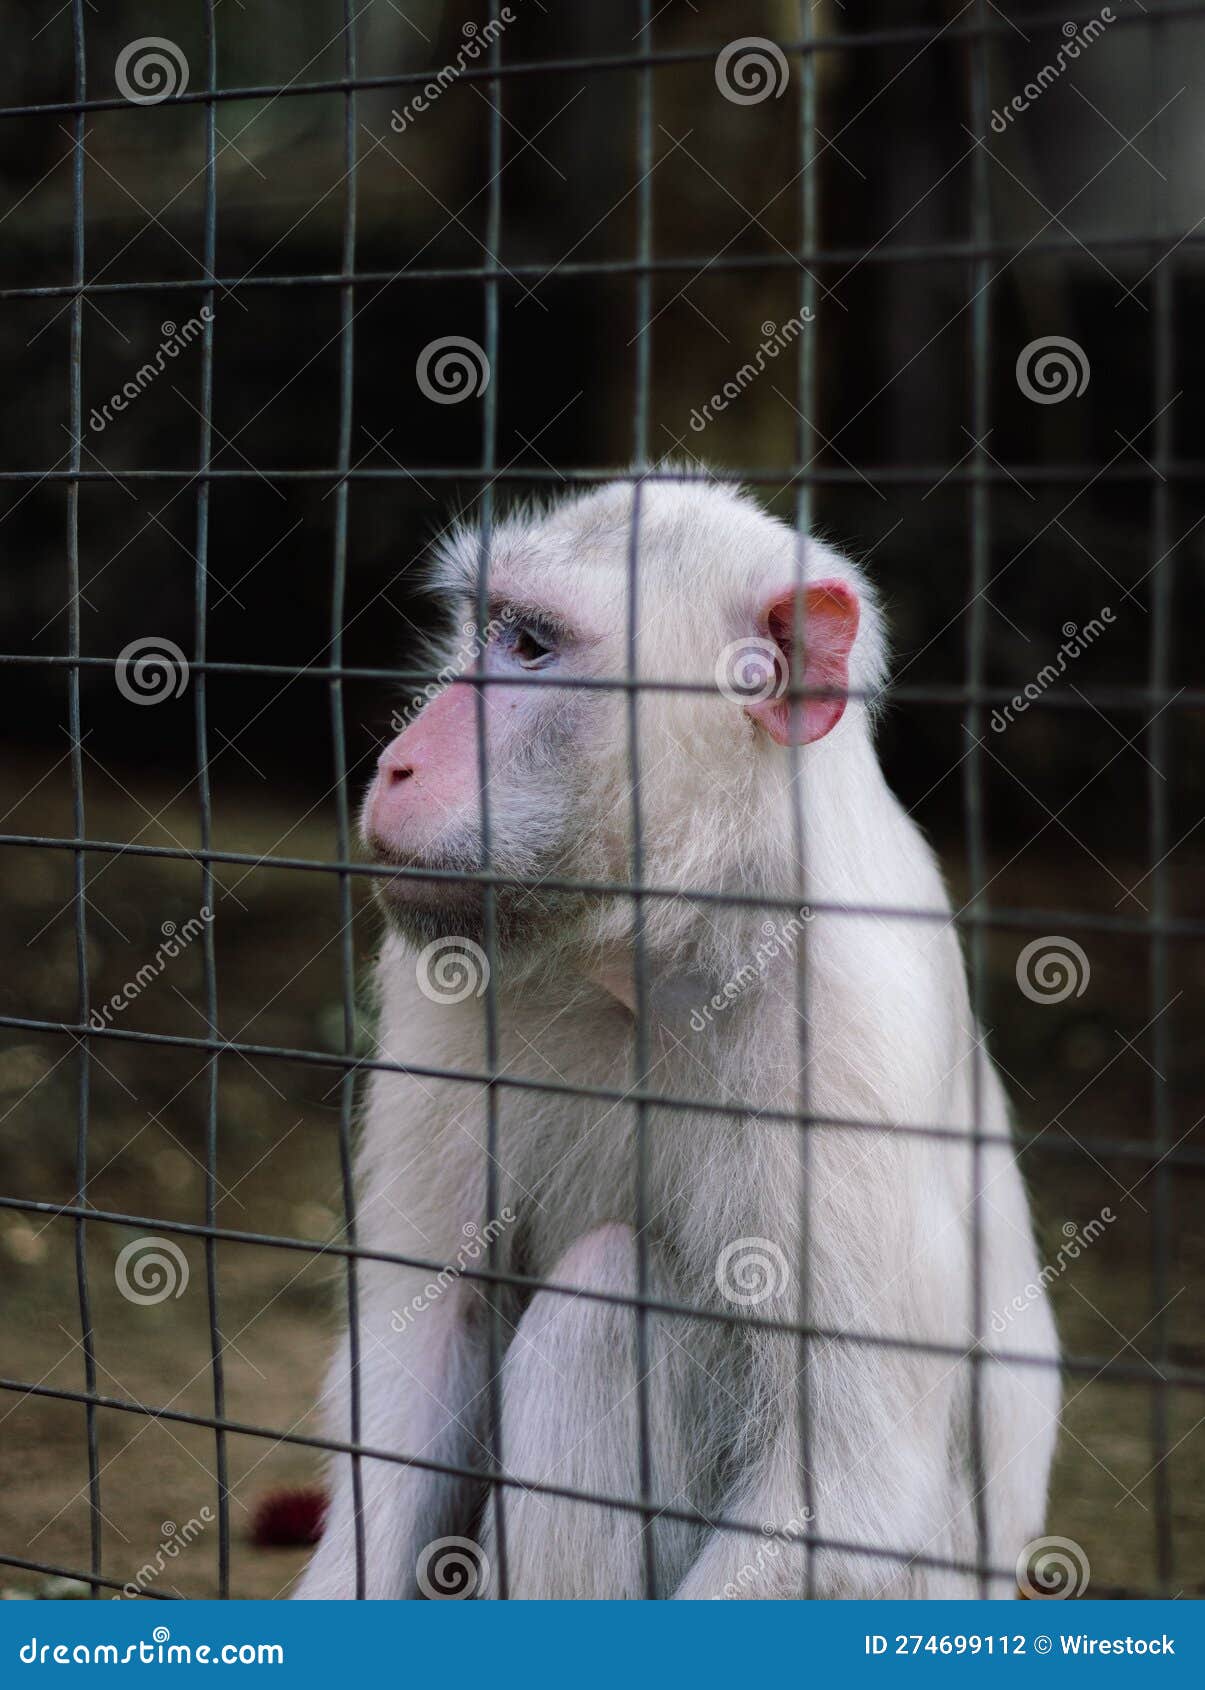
294;476;1059;1601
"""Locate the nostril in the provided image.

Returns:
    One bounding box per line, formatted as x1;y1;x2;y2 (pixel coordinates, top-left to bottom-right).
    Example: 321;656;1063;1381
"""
385;764;413;788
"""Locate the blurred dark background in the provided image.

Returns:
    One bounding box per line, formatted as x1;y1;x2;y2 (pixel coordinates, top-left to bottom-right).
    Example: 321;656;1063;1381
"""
1;0;1203;1599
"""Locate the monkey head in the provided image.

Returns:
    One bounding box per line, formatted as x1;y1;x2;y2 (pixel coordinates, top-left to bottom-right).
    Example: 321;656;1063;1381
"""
361;475;885;979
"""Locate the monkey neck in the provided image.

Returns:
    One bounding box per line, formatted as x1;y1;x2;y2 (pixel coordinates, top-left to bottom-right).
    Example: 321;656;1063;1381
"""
585;725;940;1037
588;934;804;1040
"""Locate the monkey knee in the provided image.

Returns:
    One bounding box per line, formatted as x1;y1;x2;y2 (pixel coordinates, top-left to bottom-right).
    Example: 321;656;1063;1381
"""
508;1223;638;1368
550;1222;636;1297
485;1228;695;1598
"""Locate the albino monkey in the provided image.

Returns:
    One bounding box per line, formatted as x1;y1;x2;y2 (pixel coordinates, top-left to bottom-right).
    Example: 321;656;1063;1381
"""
294;476;1059;1601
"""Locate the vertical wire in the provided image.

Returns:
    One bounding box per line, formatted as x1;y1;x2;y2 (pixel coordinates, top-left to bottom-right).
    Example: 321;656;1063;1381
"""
66;0;101;1598
627;0;658;1601
329;0;366;1598
473;0;510;1602
964;0;991;1597
1145;15;1174;1595
790;0;818;1602
194;0;230;1598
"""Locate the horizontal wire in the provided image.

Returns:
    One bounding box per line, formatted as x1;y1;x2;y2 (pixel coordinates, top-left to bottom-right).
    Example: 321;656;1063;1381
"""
1;994;1200;1172
3;833;1205;947
1;462;1203;486
4;225;1205;304
2;1007;1203;1169
2;0;1204;123
0;1551;173;1598
3;653;1202;715
0;1536;1147;1605
0;1369;1168;1589
1;1191;1198;1384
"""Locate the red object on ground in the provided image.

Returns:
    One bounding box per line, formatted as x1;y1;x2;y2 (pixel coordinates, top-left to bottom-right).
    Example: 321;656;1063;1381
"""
250;1486;327;1547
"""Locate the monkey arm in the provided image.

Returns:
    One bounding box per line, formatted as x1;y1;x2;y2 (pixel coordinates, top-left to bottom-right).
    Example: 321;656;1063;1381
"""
291;1264;490;1599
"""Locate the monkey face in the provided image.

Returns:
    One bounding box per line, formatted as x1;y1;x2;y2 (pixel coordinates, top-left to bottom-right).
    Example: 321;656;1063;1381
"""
361;614;602;951
362;477;876;961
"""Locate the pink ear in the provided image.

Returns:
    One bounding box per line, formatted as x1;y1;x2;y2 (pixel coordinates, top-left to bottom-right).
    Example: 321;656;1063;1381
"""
746;578;859;746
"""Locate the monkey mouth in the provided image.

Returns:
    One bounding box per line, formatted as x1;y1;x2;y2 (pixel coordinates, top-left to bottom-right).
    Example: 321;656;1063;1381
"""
364;829;492;926
365;829;483;879
365;831;572;955
364;830;418;870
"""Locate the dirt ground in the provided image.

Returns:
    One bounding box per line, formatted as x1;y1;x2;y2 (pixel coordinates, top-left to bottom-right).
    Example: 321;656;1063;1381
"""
0;753;1202;1599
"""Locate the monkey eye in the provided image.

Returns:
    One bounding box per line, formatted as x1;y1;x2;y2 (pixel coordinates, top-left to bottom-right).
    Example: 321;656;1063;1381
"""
511;625;556;669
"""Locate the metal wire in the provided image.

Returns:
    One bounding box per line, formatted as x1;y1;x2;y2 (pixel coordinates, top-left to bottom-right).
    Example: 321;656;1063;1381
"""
1;0;1202;127
474;0;511;1603
195;0;231;1603
2;461;1203;484
3;1011;1203;1174
2;228;1205;301
965;0;992;1599
5;1187;1204;1392
0;1370;1103;1590
791;0;819;1603
330;0;367;1603
3;0;1199;1604
1147;6;1177;1597
65;0;101;1604
628;0;658;1601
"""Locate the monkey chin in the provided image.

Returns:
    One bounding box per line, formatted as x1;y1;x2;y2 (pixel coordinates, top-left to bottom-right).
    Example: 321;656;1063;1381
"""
366;831;560;954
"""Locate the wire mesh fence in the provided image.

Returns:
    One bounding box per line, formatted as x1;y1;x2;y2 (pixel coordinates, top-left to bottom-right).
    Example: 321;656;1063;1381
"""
0;0;1202;1601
